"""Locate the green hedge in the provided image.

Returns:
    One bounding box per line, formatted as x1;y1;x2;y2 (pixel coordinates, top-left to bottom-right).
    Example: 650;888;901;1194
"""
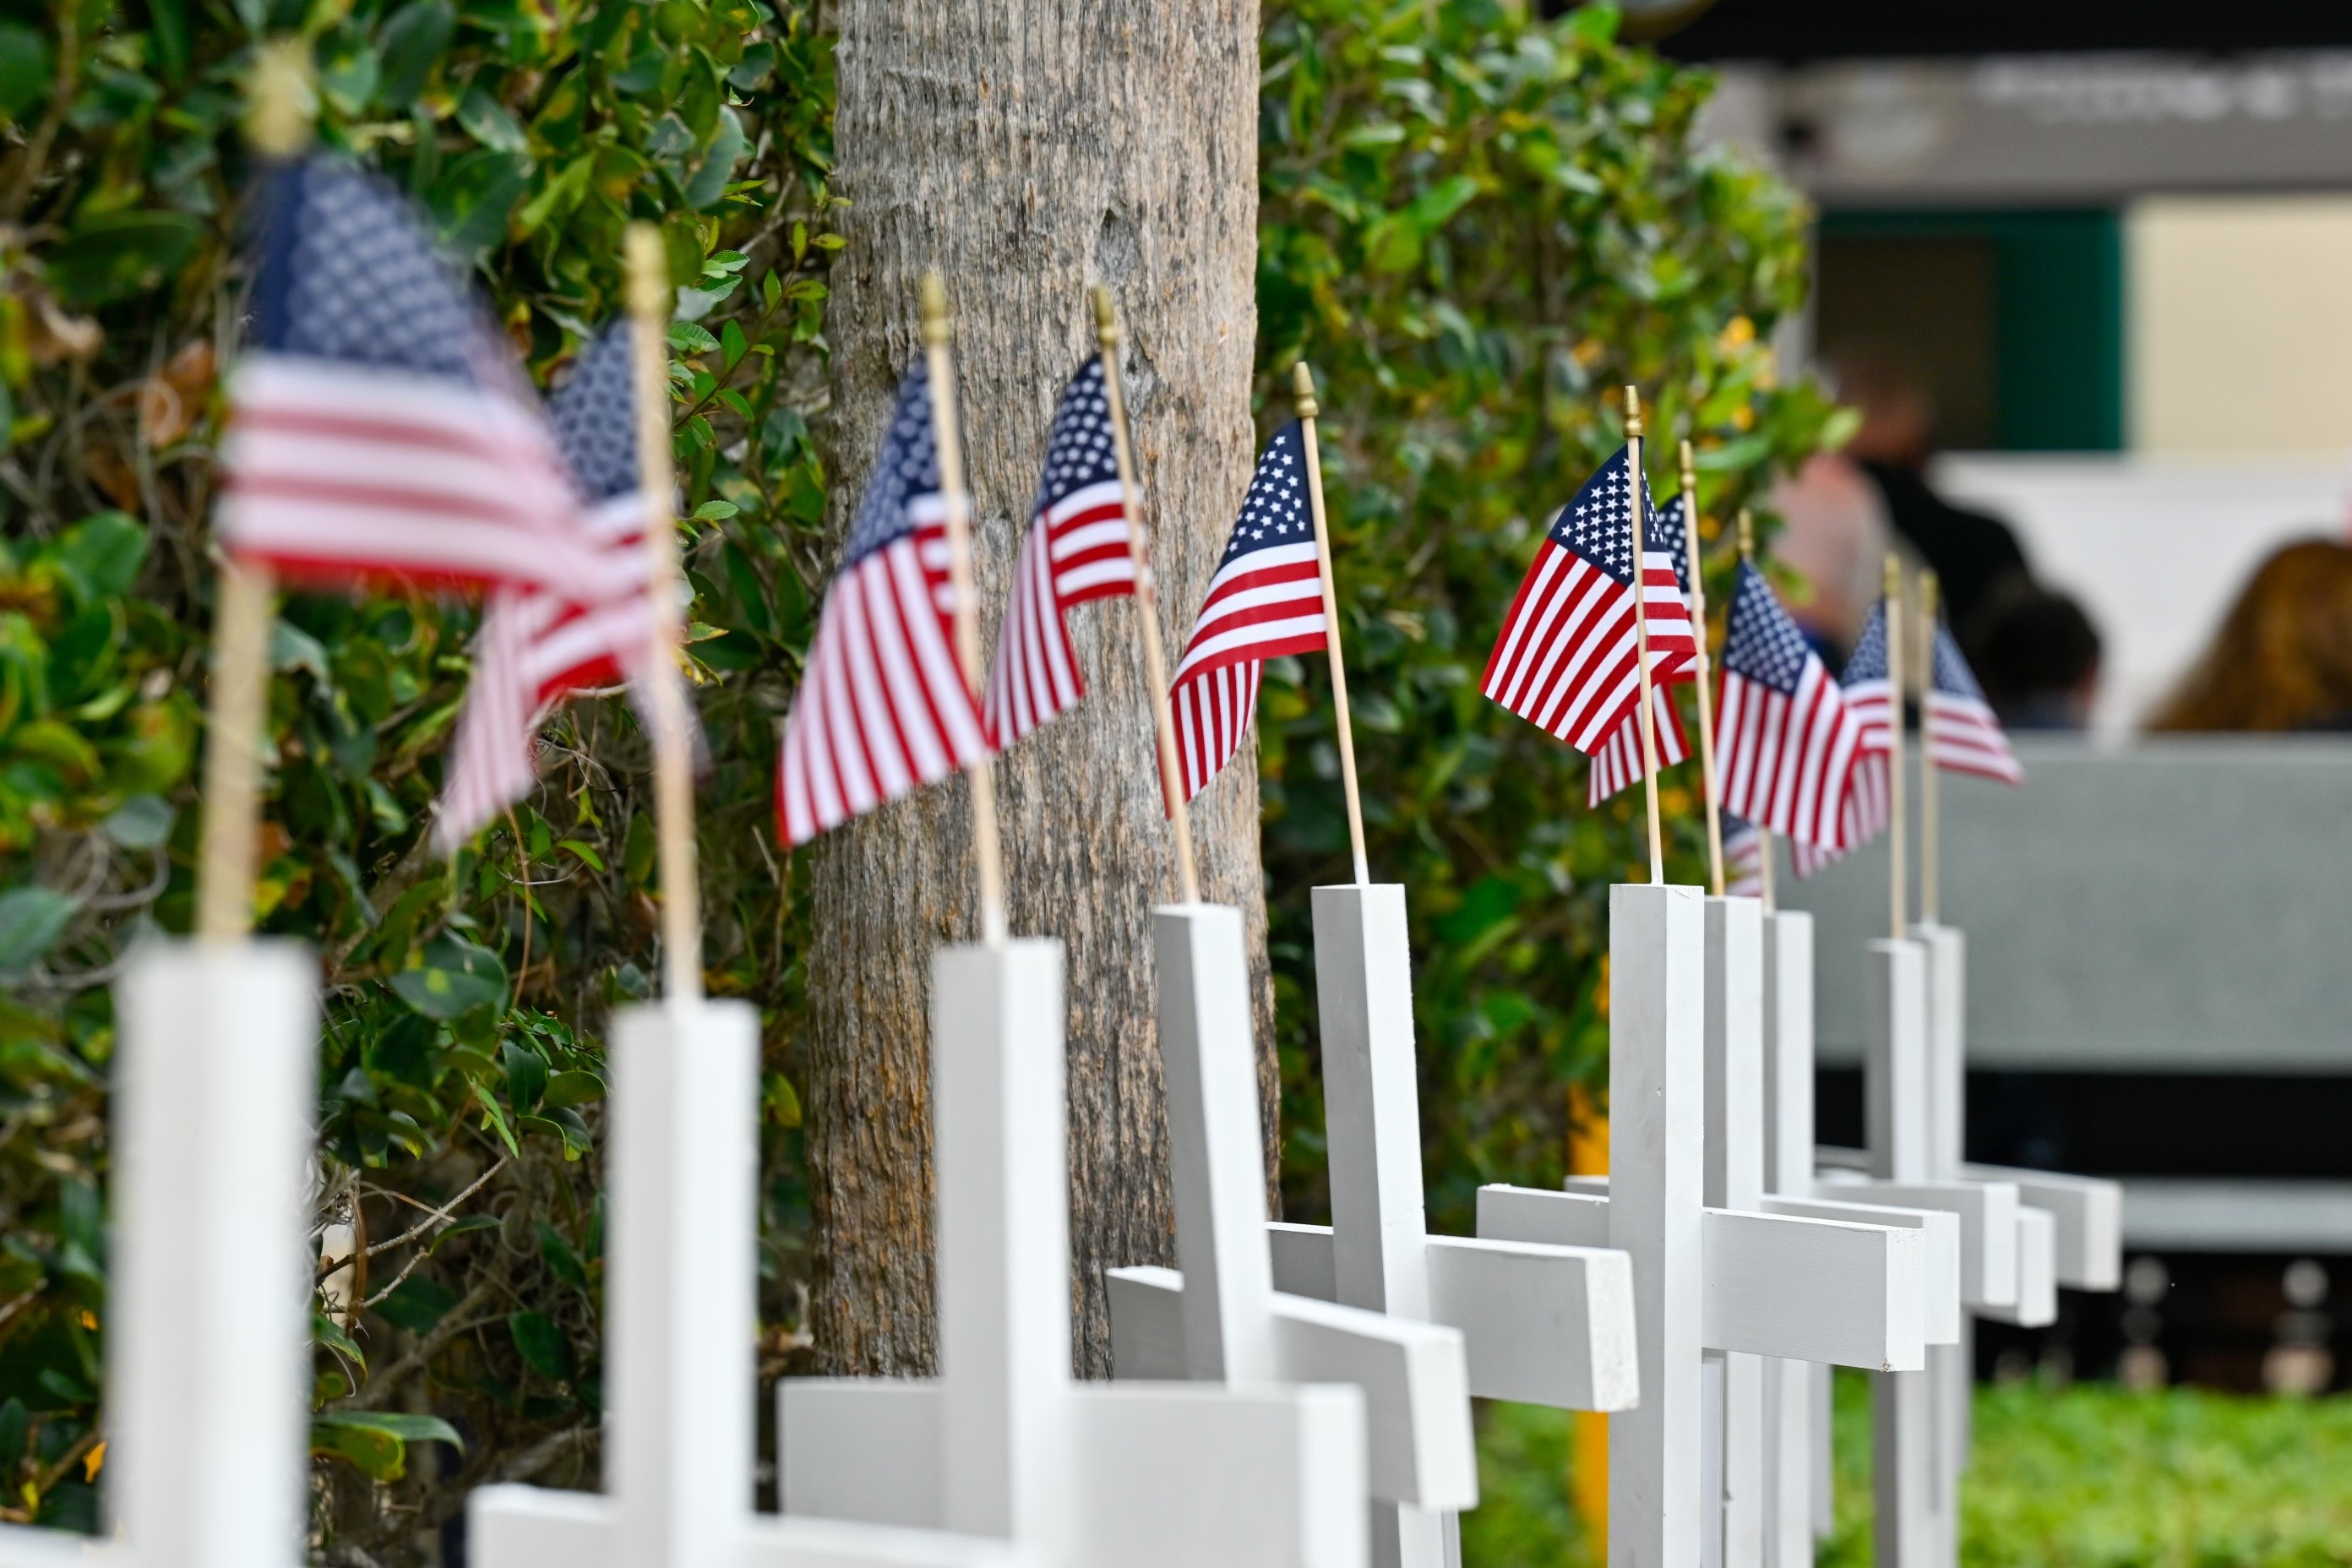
0;0;1840;1552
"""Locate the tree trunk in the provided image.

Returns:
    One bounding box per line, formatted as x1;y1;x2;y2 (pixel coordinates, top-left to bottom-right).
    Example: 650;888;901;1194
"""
805;0;1270;1379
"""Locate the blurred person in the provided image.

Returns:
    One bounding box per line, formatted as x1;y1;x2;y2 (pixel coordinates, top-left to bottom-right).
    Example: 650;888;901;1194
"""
1963;575;2103;731
1832;345;2031;631
2150;538;2352;732
1767;449;1897;655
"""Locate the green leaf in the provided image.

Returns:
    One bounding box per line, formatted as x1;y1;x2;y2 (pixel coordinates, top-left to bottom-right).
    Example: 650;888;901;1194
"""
542;1069;604;1110
373;1274;459;1335
502;1038;547;1113
474;1086;521;1158
0;889;77;980
455;86;530;154
0;23;51;122
376;0;456;106
100;795;173;849
683;106;747;210
46;213;203;308
536;1222;588;1290
763;1070;803;1128
426;1212;502;1253
55;512;146;602
313;1311;367;1371
667;321;720;354
556;837;604;871
390;934;509;1021
507;1310;574;1382
311;1410;464;1482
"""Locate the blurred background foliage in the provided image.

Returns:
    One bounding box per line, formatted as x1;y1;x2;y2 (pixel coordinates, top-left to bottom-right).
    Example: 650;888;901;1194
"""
0;0;1843;1558
1252;0;1846;1230
0;0;835;1552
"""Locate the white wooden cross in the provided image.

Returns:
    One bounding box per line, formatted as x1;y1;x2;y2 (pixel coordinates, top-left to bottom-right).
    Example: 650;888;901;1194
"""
1473;885;1936;1568
777;935;1372;1568
469;999;1021;1568
0;944;317;1568
1108;887;1640;1568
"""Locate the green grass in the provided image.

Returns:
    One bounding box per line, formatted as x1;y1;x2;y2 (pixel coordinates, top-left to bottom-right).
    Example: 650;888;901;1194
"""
1462;1377;2352;1567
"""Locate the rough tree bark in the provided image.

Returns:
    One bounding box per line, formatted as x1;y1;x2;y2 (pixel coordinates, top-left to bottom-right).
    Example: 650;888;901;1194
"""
804;1;1271;1378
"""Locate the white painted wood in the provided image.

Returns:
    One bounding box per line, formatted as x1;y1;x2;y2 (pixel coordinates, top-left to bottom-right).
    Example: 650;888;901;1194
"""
1759;912;1818;1568
1915;925;1968;1186
1821;1177;2022;1310
1960;1166;2123;1291
781;939;1370;1568
474;999;1021;1568
1105;1266;1474;1508
1865;941;1930;1185
1154;906;1282;1386
1702;1211;1925;1369
1762;913;1816;1206
1607;881;1707;1568
1759;1197;1962;1346
1871;1367;1945;1568
8;944;319;1568
1274;885;1644;1567
1706;899;1767;1568
1974;1208;2059;1329
1109;905;1476;1520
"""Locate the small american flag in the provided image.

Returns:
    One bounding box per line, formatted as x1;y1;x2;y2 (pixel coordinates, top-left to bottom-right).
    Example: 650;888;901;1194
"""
1587;686;1689;808
1714;561;1860;850
776;364;988;847
219;159;588;596
1927;624;2023;784
1167;422;1328;805
1791;599;1894;879
1484;448;1691;755
982;358;1137;746
1585;488;1701;803
435;326;664;849
1723;815;1764;898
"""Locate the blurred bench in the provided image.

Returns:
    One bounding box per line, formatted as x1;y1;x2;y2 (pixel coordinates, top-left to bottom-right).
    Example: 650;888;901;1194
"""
1782;737;2352;1252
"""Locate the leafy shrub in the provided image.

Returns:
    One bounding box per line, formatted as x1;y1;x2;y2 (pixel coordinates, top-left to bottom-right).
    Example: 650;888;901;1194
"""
0;0;836;1548
1253;0;1847;1228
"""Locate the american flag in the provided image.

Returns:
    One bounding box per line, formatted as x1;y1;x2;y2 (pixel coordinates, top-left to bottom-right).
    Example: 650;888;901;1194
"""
1587;686;1689;808
218;159;590;596
776;364;988;847
1714;561;1861;850
434;326;665;849
1483;447;1693;755
1926;624;2024;784
1791;599;1892;879
1723;815;1764;898
982;358;1138;746
1166;422;1328;805
1585;488;1701;804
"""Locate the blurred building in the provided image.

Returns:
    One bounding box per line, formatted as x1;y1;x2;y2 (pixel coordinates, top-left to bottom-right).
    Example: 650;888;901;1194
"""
1663;2;2352;1394
1667;3;2352;734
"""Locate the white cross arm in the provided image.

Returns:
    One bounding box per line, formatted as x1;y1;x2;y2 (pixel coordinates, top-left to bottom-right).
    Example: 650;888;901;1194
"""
1475;1186;1927;1372
0;1531;100;1565
472;1468;1024;1568
1817;1162;2024;1309
1756;1195;1963;1345
1260;1223;1637;1412
1104;1266;1478;1510
1970;1206;2059;1328
780;1380;1368;1568
1962;1162;2124;1291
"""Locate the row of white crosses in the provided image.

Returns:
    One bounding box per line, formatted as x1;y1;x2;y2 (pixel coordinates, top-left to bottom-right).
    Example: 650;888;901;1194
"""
1761;914;2123;1568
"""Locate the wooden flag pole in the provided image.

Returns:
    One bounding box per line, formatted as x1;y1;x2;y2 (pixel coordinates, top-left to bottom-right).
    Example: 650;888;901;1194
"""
1883;556;1907;943
1739;510;1775;915
1918;569;1941;927
922;274;1009;947
196;40;312;942
623;226;705;1004
1294;362;1370;887
1680;439;1725;897
1093;289;1199;905
1624;387;1665;885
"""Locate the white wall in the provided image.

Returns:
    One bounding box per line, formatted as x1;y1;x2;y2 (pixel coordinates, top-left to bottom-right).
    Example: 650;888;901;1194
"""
1932;453;2350;735
2129;196;2352;454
